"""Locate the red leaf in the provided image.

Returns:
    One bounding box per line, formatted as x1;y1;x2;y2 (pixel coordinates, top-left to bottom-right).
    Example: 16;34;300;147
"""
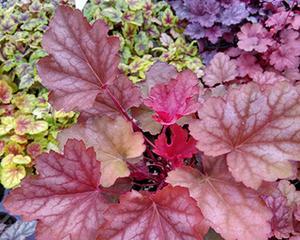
4;139;109;240
140;61;177;97
37;6;141;117
167;155;272;240
144;70;201;125
98;185;207;240
153;124;198;167
190;82;300;189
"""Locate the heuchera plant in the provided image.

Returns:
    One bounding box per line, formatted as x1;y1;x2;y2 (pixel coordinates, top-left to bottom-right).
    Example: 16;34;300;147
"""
201;0;300;98
0;0;77;189
3;5;300;240
83;0;204;83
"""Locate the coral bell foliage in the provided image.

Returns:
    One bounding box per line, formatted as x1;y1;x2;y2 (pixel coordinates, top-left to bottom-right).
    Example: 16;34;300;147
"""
3;4;300;240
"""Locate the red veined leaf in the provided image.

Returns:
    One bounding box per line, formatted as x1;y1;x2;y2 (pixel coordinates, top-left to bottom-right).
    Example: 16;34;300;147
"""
166;155;272;240
153;124;198;168
37;6;141;117
144;70;201;125
58;116;146;187
97;185;207;240
261;180;300;239
4;139;109;240
189;82;300;189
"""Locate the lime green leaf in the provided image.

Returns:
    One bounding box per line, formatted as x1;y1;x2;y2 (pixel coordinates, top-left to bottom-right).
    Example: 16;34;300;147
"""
29;0;42;13
161;8;177;27
0;116;15;136
19;74;35;89
13;155;31;165
13;93;38;113
2;60;16;72
29;49;48;63
101;7;122;23
1;164;26;188
1;154;15;167
134;32;150;56
1;16;17;33
10;135;28;144
28;120;48;135
127;0;146;10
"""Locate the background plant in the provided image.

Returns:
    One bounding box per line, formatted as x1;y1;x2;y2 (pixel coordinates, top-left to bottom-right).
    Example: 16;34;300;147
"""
0;0;76;190
83;0;204;83
3;6;300;240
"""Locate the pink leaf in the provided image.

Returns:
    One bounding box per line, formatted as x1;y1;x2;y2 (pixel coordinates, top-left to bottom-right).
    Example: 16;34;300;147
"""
266;11;290;31
144;70;201;125
237;23;273;53
37;6;141;117
98;185;207;240
4;139;109;240
203;53;238;87
270;45;300;71
252;71;288;85
236;53;262;78
166;155;272;240
153;124;198;167
189;82;300;189
140;61;177;98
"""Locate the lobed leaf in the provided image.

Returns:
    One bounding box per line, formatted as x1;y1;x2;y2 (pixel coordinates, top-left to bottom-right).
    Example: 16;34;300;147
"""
167;155;272;240
144;70;201;125
4;139;109;240
153;124;197;167
203;53;238;87
190;82;300;189
0;220;36;240
37;6;141;117
58;116;146;187
98;185;207;240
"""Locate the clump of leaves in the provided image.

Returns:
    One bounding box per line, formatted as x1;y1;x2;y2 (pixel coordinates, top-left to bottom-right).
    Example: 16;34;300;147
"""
169;0;252;48
83;0;203;82
170;0;300;65
0;0;73;89
0;0;77;189
0;74;77;189
3;6;300;240
201;0;300;97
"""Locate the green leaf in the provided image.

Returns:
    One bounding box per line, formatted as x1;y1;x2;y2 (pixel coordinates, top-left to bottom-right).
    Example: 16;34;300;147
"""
127;0;146;10
101;7;122;23
205;229;224;240
1;164;26;188
134;31;150;56
19;74;35;89
28;120;48;135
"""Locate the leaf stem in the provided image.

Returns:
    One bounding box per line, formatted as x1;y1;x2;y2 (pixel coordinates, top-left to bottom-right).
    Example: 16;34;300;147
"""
105;87;156;150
